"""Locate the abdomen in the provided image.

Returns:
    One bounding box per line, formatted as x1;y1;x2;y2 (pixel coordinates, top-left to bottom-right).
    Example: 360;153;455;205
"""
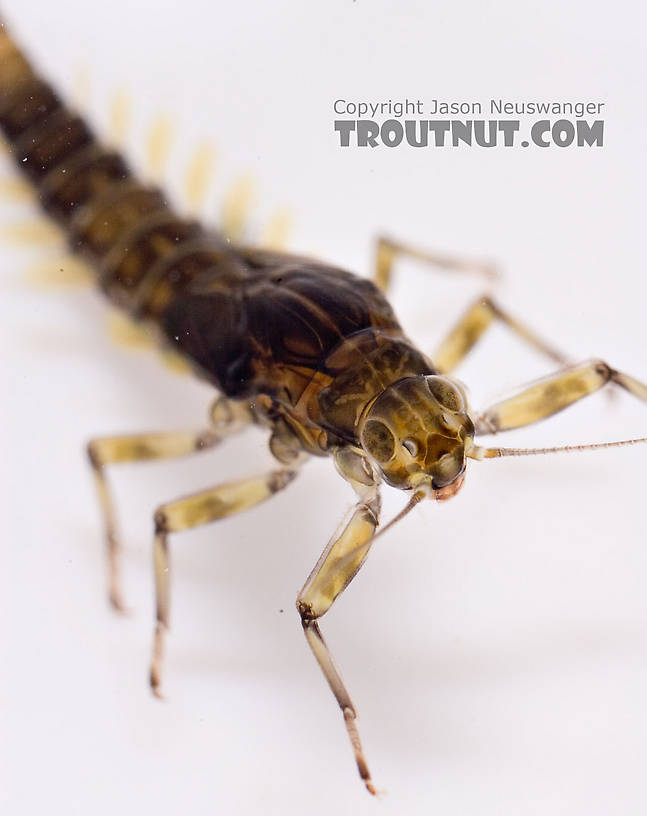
0;25;403;405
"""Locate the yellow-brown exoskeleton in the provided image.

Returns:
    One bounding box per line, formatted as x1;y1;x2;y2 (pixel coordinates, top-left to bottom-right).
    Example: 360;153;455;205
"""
359;374;474;496
2;19;647;798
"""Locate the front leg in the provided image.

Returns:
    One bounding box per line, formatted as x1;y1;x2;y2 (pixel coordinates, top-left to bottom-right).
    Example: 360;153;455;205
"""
473;359;647;435
297;455;381;794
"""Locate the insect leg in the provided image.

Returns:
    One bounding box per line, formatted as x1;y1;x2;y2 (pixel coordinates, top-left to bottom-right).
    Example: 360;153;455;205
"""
473;359;647;435
373;235;498;292
87;398;253;611
432;295;570;374
296;487;381;795
88;429;221;611
150;467;298;697
373;241;566;377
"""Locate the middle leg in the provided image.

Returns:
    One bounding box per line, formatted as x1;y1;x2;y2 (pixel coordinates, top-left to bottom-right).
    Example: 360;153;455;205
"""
432;295;570;374
150;467;298;696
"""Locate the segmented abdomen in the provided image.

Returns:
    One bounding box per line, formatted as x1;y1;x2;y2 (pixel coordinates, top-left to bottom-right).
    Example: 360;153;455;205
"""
0;25;406;408
0;26;232;309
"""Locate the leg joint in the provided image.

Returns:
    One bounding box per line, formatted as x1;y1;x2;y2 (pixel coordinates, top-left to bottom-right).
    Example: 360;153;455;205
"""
86;440;101;469
296;598;317;625
268;468;298;494
153;508;168;534
195;429;220;450
591;358;615;379
479;294;504;318
474;412;500;435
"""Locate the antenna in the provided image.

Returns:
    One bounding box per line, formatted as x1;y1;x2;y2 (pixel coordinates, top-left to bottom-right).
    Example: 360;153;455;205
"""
467;437;647;460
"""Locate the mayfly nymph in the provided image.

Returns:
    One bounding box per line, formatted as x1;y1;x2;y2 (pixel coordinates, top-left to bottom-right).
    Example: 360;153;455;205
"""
1;20;645;796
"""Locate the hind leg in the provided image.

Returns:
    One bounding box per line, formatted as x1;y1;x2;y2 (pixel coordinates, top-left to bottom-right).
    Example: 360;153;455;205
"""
373;235;499;293
87;397;252;610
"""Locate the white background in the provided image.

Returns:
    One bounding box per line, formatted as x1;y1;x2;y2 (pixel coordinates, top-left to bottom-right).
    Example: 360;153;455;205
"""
3;1;647;814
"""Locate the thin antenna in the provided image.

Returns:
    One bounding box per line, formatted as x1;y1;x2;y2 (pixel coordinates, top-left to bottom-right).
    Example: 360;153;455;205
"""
468;436;647;460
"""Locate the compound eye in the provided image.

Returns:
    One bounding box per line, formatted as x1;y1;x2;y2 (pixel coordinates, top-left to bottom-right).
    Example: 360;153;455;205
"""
361;419;395;463
426;376;465;413
402;438;418;457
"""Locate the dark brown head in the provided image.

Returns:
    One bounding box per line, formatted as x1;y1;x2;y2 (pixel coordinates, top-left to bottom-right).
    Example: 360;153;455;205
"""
358;375;474;495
